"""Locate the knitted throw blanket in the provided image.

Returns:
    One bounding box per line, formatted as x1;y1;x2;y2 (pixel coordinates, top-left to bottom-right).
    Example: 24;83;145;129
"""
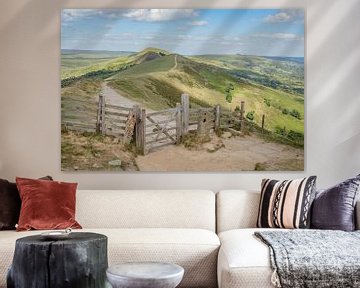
255;230;360;288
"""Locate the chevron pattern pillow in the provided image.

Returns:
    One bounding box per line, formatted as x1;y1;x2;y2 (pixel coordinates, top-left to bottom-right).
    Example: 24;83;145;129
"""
257;176;317;229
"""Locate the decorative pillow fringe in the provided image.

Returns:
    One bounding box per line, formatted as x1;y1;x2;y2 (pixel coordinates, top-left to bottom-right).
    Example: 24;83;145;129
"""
271;269;281;287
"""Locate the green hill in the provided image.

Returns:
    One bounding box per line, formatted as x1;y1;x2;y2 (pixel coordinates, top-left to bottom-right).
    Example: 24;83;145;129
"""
109;54;176;77
61;47;304;138
105;53;303;135
61;48;171;80
192;54;304;95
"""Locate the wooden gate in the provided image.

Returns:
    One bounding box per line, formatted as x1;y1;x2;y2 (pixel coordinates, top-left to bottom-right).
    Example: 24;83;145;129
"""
144;104;182;153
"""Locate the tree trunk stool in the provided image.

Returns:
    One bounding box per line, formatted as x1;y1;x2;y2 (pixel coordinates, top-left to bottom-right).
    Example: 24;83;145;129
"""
106;262;184;288
7;232;108;288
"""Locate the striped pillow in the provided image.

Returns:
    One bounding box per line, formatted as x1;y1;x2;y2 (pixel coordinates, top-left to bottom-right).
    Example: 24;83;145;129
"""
257;176;317;229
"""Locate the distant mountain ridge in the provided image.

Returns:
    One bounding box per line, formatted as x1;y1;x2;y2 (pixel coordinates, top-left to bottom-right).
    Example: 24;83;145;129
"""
62;49;135;54
264;56;304;63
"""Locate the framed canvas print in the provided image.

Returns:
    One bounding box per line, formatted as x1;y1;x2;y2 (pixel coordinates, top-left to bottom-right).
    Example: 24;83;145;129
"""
61;9;304;171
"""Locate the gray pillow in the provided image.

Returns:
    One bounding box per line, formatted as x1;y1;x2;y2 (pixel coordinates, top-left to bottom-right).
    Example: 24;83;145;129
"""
311;174;360;231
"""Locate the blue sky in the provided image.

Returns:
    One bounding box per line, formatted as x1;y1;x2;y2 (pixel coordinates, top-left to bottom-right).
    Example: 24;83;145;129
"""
61;9;304;57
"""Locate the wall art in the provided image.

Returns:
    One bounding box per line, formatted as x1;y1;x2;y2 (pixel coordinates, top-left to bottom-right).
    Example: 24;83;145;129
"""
61;9;304;171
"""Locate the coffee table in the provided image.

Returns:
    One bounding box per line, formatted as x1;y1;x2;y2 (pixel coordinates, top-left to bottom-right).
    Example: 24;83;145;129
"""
106;262;184;288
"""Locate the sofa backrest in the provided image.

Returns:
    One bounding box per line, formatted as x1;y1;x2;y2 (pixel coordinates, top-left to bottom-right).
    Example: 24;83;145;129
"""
76;190;216;231
217;190;360;232
216;190;260;233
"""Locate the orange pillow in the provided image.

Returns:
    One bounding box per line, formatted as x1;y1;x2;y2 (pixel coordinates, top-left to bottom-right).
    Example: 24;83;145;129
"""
16;177;82;231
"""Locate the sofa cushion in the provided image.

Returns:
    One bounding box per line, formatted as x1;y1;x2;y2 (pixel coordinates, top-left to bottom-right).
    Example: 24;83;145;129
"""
16;177;81;231
76;190;216;231
0;176;53;230
257;177;317;229
217;228;278;288
0;228;220;288
216;190;260;233
311;174;360;231
0;179;20;230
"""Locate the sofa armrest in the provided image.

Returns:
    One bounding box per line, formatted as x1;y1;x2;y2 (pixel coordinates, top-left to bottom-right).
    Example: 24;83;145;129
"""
356;200;360;230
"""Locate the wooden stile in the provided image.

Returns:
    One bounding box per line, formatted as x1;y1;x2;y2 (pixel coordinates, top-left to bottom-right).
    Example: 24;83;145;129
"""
123;107;136;144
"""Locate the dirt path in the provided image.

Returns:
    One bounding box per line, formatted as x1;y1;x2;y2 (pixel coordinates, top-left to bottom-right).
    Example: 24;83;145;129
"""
100;82;143;108
136;134;304;171
170;54;178;71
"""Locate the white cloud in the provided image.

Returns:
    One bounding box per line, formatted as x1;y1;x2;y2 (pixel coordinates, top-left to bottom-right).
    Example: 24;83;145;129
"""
189;20;208;26
62;9;200;24
62;9;94;22
124;9;197;22
264;12;291;23
264;9;304;23
62;9;125;22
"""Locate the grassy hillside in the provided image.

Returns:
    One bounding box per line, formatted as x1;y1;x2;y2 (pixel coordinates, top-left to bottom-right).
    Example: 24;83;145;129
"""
106;53;304;134
192;54;304;95
61;78;102;125
61;50;132;78
61;48;304;138
109;54;176;77
61;48;170;80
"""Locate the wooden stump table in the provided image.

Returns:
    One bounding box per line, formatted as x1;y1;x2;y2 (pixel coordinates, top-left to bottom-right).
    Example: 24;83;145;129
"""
7;232;108;288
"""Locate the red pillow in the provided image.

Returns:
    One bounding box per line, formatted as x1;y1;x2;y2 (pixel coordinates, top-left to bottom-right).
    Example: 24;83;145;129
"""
16;177;82;231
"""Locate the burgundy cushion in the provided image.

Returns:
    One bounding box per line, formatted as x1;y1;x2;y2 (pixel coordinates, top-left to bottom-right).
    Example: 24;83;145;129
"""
311;174;360;231
0;176;52;230
16;177;82;231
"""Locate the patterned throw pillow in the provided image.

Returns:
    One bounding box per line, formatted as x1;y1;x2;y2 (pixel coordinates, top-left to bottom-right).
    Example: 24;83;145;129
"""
257;176;317;229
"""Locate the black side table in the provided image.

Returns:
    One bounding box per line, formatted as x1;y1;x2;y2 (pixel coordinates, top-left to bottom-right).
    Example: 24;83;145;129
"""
7;232;108;288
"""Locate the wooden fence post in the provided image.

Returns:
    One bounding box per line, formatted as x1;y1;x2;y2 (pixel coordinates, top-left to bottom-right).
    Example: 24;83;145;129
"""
261;114;265;134
96;94;106;134
96;95;103;133
215;105;221;130
101;95;106;135
134;105;144;154
135;108;146;155
181;93;189;136
239;100;245;132
176;103;182;143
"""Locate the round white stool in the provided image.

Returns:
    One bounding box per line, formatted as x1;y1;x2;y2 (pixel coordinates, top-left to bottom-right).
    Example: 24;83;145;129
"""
106;262;184;288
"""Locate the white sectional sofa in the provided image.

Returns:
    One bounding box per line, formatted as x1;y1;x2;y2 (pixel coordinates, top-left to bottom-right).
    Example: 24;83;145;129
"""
216;190;273;288
1;189;359;288
0;190;220;288
216;190;360;288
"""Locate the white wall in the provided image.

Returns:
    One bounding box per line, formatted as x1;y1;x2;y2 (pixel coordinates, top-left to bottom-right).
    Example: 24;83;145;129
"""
0;0;359;190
